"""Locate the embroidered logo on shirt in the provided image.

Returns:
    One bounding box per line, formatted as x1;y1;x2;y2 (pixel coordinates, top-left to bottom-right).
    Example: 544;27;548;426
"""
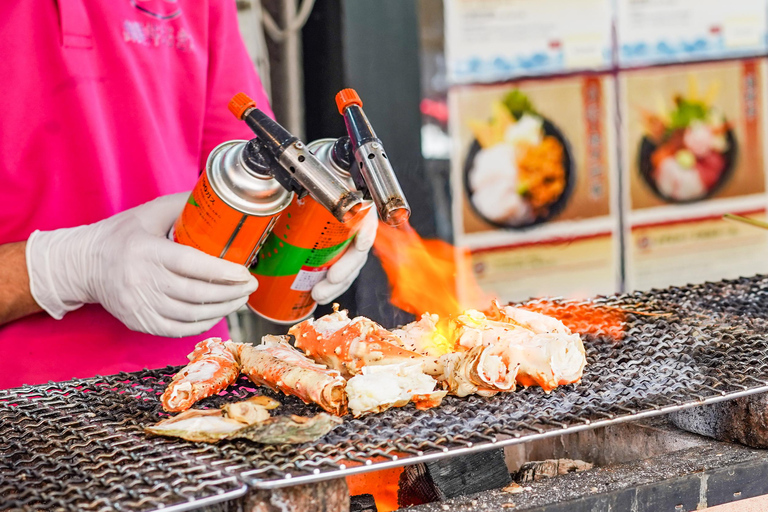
123;20;191;51
130;0;181;21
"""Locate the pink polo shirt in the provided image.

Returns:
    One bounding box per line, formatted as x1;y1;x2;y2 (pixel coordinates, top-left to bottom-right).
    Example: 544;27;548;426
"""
0;0;272;388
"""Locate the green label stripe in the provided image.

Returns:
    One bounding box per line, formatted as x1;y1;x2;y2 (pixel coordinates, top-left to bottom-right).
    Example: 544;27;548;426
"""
251;234;352;277
187;195;199;207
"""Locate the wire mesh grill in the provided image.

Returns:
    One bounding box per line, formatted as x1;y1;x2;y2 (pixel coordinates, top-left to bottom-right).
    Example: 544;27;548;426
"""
4;275;768;511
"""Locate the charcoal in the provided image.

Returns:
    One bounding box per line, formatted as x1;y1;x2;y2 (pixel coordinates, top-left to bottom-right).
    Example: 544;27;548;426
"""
398;450;511;506
350;493;377;511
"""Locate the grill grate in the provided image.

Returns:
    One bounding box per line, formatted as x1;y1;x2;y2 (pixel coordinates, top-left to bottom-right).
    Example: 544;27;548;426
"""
4;275;768;511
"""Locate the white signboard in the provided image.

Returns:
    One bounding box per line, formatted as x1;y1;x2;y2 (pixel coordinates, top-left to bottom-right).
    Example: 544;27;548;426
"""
445;0;613;84
616;0;768;67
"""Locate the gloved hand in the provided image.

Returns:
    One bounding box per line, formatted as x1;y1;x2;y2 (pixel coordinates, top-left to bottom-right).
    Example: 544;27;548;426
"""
26;193;259;337
312;206;378;305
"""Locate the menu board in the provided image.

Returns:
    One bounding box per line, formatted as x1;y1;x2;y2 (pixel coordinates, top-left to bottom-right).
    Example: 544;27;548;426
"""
449;75;620;302
616;0;768;67
620;59;768;291
444;0;613;84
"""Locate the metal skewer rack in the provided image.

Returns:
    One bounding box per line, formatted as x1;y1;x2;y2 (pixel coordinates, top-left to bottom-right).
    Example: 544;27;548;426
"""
4;275;768;511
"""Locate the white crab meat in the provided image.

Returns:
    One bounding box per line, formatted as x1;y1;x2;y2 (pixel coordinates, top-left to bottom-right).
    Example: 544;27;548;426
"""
310;307;352;337
432;305;586;394
452;309;534;349
345;363;444;416
493;331;585;391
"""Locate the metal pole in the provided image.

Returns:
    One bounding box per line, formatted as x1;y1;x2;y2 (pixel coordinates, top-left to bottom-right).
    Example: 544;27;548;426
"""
281;0;305;139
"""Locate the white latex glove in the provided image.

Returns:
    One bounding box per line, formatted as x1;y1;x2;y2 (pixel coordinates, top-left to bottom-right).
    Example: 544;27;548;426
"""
27;193;259;337
311;206;378;305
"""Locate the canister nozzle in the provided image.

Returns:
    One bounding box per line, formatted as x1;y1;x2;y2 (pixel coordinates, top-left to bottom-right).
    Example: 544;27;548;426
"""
229;93;364;223
336;88;411;226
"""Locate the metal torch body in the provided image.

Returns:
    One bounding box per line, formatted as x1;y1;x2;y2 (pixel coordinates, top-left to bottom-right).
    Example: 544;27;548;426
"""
247;139;374;324
172;93;364;274
170;140;293;266
336;88;411;226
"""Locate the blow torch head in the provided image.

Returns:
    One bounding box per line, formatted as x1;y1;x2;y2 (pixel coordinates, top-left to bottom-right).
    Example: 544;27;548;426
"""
229;92;364;224
336;88;411;226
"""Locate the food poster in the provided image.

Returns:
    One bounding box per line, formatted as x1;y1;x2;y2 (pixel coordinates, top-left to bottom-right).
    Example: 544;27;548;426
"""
616;0;768;68
444;0;613;85
449;75;620;303
620;58;768;291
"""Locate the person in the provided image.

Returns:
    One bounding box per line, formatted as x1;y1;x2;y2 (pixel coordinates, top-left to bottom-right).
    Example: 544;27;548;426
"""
0;0;374;389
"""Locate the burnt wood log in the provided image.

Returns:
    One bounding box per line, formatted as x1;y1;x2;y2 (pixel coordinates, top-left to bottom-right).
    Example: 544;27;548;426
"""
238;478;350;512
514;458;594;484
398;449;512;507
670;392;768;448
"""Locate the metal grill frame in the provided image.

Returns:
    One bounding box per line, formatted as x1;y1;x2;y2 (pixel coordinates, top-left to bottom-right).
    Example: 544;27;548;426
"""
4;275;768;512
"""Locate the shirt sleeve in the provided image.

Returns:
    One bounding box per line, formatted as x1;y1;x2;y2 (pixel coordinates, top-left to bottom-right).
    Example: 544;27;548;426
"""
199;0;274;170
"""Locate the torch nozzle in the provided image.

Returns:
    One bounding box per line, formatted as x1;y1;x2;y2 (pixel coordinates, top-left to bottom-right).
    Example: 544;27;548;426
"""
336;88;411;226
382;201;411;227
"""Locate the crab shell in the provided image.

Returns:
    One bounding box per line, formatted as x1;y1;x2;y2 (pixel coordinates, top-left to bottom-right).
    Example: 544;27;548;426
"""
145;397;341;445
434;345;518;398
160;338;241;413
291;316;429;378
234;336;348;416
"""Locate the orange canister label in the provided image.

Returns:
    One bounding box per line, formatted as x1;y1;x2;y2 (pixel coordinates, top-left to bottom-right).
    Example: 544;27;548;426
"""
172;171;279;266
248;196;372;323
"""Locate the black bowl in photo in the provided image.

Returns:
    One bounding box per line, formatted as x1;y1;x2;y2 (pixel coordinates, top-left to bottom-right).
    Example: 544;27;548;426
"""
637;128;738;204
463;118;575;230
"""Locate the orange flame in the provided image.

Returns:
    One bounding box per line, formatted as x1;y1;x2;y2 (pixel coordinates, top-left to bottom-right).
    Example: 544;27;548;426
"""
346;467;403;512
373;221;629;341
373;222;491;318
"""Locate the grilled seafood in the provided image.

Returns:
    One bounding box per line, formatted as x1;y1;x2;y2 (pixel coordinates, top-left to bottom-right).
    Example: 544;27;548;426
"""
345;362;447;417
161;337;241;412
290;307;431;378
377;303;585;395
229;413;343;444
436;304;585;393
433;347;513;397
486;302;586;390
146;396;341;444
161;337;347;415
157;298;587;432
234;335;348;416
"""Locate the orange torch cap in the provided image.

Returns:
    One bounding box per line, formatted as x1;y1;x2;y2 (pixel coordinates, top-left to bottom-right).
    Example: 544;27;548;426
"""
335;88;362;115
228;92;257;120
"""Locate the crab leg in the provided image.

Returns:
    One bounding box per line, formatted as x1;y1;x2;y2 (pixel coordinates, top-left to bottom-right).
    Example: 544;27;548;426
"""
290;308;430;378
234;335;348;416
160;338;241;412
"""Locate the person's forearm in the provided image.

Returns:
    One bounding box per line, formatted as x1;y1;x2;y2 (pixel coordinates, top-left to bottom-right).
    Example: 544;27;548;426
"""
0;241;43;325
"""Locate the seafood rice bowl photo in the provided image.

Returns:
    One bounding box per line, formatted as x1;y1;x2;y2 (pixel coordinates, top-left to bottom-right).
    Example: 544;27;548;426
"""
638;78;737;203
464;89;574;229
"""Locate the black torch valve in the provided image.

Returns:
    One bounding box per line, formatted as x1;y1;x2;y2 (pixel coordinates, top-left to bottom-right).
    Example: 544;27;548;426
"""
336;88;411;226
241;139;303;195
228;93;363;223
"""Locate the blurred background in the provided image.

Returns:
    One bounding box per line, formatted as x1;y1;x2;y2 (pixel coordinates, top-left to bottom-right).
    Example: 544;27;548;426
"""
232;0;768;340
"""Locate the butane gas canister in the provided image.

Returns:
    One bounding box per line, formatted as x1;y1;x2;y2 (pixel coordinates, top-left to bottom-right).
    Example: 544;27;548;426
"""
171;140;294;266
246;138;374;324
